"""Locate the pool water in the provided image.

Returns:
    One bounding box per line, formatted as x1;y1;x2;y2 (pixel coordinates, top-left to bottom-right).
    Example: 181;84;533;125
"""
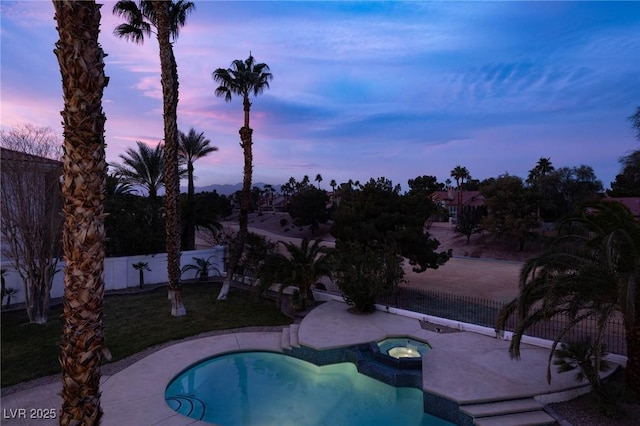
165;351;453;426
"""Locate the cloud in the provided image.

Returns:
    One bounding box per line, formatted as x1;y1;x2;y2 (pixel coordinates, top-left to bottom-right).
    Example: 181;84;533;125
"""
1;0;639;191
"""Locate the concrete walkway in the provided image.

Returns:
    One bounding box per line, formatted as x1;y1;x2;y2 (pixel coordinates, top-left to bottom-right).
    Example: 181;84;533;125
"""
1;300;599;425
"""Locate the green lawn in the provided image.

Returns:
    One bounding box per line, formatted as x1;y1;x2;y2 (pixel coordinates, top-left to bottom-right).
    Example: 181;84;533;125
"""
1;282;292;387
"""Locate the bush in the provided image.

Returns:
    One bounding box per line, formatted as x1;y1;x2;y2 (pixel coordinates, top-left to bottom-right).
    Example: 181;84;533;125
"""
280;218;288;227
333;241;404;313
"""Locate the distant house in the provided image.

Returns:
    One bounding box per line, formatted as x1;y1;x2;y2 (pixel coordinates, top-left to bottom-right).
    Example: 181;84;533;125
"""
0;146;62;170
601;195;640;220
0;147;63;257
259;194;288;212
431;188;485;222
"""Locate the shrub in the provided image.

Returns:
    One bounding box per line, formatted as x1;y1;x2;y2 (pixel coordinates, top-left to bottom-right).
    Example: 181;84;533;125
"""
280;218;288;227
333;241;403;313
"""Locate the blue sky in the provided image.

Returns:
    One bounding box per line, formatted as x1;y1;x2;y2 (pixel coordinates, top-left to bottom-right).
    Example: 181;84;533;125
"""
1;1;639;191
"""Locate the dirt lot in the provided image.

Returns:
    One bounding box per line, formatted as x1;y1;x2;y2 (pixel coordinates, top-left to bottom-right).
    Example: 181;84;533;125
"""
210;212;539;303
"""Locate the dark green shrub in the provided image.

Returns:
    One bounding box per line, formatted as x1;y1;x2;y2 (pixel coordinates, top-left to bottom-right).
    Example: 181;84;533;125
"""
333;241;403;313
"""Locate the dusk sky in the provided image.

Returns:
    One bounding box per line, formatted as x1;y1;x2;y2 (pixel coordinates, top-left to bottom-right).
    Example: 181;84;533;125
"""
1;1;639;192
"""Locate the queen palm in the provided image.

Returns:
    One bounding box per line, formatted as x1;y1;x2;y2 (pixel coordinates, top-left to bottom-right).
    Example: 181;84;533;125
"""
496;201;639;397
113;0;194;316
53;1;109;423
112;141;164;199
179;128;217;250
213;53;272;300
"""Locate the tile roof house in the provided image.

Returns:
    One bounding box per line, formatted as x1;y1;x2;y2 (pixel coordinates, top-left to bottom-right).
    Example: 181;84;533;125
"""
602;195;640;219
0;147;63;257
431;188;485;222
0;147;63;169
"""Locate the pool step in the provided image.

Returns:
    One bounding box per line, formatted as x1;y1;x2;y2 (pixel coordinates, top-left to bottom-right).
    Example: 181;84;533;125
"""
473;410;556;426
281;327;291;350
290;324;300;348
281;325;301;351
461;398;555;426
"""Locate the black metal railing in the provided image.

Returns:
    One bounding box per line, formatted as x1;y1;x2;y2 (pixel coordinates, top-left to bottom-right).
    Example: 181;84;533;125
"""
374;287;627;356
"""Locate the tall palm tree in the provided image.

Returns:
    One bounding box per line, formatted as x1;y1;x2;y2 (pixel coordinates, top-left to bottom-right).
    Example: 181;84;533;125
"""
111;141;164;199
527;157;555;221
113;0;194;316
263;184;274;208
288;176;297;194
53;1;109;423
179;128;217;250
450;165;470;217
529;157;554;181
496;201;640;397
315;173;323;189
213;53;272;300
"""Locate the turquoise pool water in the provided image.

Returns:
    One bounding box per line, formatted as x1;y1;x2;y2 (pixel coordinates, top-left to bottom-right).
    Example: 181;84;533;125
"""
165;351;453;426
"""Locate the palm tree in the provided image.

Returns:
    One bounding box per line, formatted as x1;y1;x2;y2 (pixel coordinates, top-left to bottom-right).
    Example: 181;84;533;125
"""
212;53;272;300
179;128;217;250
288;176;297;195
315;173;323;189
111;141;164;199
113;0;194;316
329;179;337;205
527;157;555;221
528;157;554;182
496;201;640;396
106;172;135;196
553;339;611;391
263;184;274;208
53;1;109;423
257;238;332;306
450;165;471;217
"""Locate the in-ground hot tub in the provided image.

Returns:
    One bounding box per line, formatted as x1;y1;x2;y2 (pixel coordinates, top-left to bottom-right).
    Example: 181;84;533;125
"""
370;337;431;369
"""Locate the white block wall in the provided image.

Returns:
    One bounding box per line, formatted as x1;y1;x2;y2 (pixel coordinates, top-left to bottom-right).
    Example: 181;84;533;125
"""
1;246;226;305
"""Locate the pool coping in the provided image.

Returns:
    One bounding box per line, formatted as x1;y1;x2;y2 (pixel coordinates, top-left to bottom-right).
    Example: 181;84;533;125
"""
1;300;613;426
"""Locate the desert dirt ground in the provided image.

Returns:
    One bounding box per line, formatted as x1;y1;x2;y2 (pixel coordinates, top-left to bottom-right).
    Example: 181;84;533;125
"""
205;211;539;303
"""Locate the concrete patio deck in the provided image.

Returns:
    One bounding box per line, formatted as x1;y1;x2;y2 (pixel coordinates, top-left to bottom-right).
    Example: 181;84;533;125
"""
1;300;602;425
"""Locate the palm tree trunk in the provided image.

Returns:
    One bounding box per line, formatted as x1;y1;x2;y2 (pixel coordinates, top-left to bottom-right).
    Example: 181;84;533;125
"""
238;126;253;242
53;1;109;423
217;125;253;300
154;2;185;316
186;162;196;250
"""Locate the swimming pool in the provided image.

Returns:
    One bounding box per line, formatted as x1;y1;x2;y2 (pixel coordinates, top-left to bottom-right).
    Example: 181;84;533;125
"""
165;351;453;426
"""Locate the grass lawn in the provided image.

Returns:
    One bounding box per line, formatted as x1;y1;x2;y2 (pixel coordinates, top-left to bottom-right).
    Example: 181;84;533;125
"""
1;282;292;388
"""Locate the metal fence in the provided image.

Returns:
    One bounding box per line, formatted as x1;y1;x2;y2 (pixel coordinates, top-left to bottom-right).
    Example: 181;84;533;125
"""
377;286;627;356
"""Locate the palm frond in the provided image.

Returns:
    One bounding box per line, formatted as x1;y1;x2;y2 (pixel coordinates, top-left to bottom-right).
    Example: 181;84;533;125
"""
168;0;195;39
497;200;639;389
112;0;152;44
